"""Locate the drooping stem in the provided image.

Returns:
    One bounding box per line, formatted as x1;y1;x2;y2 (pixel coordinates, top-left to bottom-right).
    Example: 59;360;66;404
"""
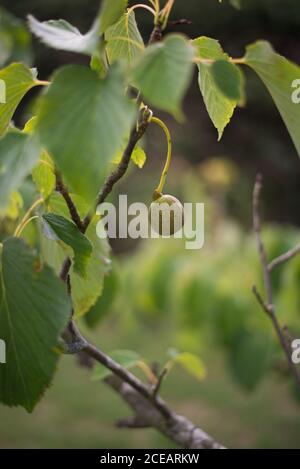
14;197;43;237
128;4;156;16
151;116;172;197
15;216;39;237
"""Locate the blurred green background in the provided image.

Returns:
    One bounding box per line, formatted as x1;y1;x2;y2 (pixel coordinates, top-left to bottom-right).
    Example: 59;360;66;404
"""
0;0;300;449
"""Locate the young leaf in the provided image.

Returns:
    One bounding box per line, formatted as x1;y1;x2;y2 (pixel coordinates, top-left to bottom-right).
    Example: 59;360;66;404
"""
192;36;243;140
113;145;146;169
105;11;144;65
131;34;194;119
244;40;300;157
28;15;100;56
84;265;119;329
42;213;93;277
0;130;40;210
32;152;55;200
170;351;207;381
36;64;136;202
0;237;70;411
99;0;128;34
0;63;40;136
91;350;140;381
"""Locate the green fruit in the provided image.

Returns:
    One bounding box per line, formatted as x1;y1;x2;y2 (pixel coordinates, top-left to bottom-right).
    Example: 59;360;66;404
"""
149;194;184;236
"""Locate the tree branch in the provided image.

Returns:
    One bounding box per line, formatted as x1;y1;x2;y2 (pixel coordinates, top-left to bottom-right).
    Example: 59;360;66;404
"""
52;22;224;450
82;108;151;231
252;174;300;393
107;376;225;449
268;243;300;272
66;322;225;449
55;172;84;232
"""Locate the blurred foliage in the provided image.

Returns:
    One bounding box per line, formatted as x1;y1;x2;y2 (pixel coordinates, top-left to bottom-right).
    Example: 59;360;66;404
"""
90;163;300;395
0;7;32;67
0;0;300;448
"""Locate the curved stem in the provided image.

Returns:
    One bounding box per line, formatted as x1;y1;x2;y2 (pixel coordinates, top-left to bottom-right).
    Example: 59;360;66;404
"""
128;4;156;16
15;216;39;237
14;197;43;237
151;117;172;196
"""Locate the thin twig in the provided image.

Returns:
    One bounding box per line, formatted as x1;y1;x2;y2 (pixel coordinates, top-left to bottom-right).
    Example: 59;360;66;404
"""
252;174;300;393
153;367;168;398
55;172;84;232
169;19;192;26
268;243;300;271
82;109;150;231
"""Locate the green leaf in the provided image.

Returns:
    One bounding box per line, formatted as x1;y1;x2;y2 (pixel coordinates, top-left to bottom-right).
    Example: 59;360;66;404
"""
91;350;140;381
211;59;244;101
28;15;100;56
0;130;40;210
36;64;136;202
0;237;70;411
71;219;111;318
0;63;40;137
131;34;194;118
244;40;300;157
42;213;93;277
100;0;128;34
113;144;146;169
169;350;206;381
41;195;111;318
32;152;55;200
105;11;144;65
47;192;89;220
192;36;242;140
84;265;119;329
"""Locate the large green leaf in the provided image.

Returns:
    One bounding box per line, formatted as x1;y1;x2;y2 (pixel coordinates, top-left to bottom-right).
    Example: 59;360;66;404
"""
42;213;92;277
0;237;70;411
131;34;194;118
211;59;244;101
0;131;39;211
192;36;243;140
105;11;144;65
28;15;100;56
244;40;300;157
99;0;128;34
0;63;40;137
36;64;136;202
91;350;140;381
